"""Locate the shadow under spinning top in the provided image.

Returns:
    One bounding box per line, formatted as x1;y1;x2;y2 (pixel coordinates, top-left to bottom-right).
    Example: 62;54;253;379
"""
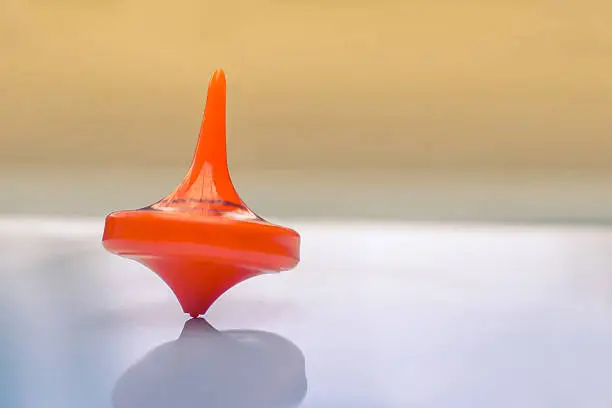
102;70;301;317
112;318;308;408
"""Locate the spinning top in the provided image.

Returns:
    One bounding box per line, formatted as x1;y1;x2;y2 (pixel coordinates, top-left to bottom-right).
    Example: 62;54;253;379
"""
102;70;300;317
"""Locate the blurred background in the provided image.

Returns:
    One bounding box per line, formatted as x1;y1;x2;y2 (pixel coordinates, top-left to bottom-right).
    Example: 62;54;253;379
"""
2;0;612;223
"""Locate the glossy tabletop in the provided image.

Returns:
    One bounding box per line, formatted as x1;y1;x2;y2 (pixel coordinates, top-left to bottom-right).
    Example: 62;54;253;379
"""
2;217;612;407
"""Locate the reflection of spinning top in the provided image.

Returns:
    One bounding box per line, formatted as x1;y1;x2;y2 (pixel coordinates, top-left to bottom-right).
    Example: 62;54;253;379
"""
112;319;308;408
102;70;300;317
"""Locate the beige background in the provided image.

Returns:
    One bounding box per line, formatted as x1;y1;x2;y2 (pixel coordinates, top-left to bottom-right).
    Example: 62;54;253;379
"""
2;1;612;221
2;0;612;170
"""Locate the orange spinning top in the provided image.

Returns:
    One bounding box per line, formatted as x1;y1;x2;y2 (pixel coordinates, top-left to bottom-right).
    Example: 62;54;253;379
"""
102;70;300;317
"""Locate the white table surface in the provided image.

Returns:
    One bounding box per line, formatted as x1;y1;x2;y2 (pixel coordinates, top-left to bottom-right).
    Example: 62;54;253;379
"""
2;216;612;407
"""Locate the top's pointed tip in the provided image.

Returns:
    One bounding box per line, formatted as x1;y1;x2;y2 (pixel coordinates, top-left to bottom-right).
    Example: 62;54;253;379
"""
206;69;226;101
210;69;226;85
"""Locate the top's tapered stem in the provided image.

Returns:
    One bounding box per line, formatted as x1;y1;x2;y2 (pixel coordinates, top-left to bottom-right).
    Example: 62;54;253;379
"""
157;69;243;207
188;70;228;188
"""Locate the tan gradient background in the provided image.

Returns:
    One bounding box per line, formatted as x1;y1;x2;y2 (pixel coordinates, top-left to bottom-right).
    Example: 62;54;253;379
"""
2;1;612;222
2;0;612;170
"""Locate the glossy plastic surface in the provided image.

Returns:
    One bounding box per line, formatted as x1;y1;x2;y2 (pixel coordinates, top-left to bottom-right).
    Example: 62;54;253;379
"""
6;218;612;407
102;70;300;317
